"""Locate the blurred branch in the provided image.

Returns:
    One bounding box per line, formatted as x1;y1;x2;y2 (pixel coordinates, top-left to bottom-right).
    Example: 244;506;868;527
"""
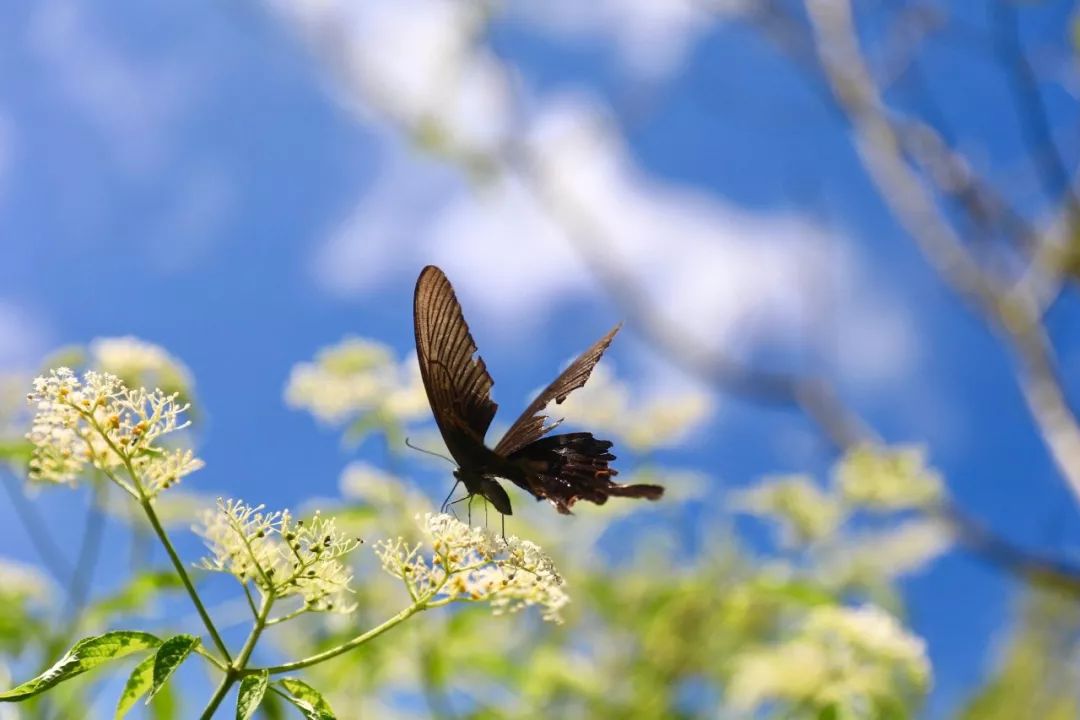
0;471;72;582
943;504;1080;598
991;0;1080;219
64;481;107;620
804;0;1080;507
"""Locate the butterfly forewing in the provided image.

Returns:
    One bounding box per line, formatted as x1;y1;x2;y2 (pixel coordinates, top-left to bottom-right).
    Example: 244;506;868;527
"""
493;324;620;456
413;265;498;467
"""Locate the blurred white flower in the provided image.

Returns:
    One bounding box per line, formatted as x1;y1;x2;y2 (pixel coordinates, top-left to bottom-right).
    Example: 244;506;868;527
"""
0;558;50;602
285;337;429;429
728;604;931;713
25;368;200;492
340;461;431;514
835;444;944;511
89;336;194;399
268;0;510;155
734;474;844;546
556;365;713;452
376;513;568;623
824;518;953;587
197;499;361;613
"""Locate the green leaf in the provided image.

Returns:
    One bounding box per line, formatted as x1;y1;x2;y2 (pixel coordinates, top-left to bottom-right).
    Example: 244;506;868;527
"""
236;670;268;720
147;635;199;702
274;678;336;719
115;654;156;718
0;631;160;701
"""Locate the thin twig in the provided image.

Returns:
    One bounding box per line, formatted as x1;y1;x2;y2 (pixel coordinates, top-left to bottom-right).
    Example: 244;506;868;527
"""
805;0;1080;506
0;472;72;582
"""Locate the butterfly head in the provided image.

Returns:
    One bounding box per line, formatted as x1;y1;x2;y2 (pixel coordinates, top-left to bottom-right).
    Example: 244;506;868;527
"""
452;467;513;517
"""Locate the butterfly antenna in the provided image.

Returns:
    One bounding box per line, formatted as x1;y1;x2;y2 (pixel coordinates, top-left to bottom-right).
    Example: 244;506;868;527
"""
404;437;456;466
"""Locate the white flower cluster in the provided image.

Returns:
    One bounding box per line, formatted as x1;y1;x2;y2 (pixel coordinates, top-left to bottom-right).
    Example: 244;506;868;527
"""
89;336;195;400
284;337;429;427
25;368;200;493
835;444;944;511
555;366;713;453
376;513;568;623
735;474;844;546
197;499;361;613
728;604;931;713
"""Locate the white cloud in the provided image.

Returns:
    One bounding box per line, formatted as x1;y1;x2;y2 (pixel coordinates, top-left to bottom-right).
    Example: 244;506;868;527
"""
507;0;719;80
311;143;464;298
268;0;511;154
273;0;922;398
27;0;195;173
307;94;921;395
0;301;51;370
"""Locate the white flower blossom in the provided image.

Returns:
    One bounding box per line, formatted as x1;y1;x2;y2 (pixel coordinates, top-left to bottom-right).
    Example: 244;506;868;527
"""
285;337;429;428
25;368;199;492
197;499;361;613
89;337;194;400
376;513;568;623
735;474;844;546
728;604;931;713
835;444;944;511
824;518;953;587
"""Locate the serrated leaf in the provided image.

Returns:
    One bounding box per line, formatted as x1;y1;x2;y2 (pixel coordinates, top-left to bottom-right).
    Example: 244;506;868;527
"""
274;678;336;719
115;654;156;718
236;670;268;720
147;635;199;702
0;631;160;701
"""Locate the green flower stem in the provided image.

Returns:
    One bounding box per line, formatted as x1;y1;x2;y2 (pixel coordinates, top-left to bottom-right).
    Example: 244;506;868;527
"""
140;497;233;664
265;606;308;627
194;645;230;672
82;409;232;665
200;592;274;720
249;601;425;675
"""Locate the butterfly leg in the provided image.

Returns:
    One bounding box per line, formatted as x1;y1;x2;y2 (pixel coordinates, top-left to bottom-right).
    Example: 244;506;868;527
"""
440;479;462;513
445;494;471;521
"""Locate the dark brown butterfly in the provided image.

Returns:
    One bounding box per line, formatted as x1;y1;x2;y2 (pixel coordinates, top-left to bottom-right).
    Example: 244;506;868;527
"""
414;264;664;516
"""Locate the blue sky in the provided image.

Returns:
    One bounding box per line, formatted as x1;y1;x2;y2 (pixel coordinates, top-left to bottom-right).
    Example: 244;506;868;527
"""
2;1;1080;717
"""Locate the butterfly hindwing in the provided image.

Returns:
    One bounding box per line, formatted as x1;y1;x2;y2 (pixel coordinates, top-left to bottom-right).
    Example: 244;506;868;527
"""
493;324;621;457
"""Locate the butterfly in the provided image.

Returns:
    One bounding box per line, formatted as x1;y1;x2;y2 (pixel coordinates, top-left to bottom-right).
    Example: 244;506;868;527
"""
414;264;664;516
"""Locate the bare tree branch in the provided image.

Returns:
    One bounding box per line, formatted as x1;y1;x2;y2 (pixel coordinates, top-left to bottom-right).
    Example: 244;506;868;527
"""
805;0;1080;507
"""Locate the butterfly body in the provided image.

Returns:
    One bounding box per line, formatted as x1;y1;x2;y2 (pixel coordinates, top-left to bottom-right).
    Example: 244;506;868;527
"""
414;265;664;516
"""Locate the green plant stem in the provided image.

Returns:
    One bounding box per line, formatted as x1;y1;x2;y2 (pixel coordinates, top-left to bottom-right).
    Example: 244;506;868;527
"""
250;601;425;675
140;497;232;663
200;593;274;720
86;413;231;664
